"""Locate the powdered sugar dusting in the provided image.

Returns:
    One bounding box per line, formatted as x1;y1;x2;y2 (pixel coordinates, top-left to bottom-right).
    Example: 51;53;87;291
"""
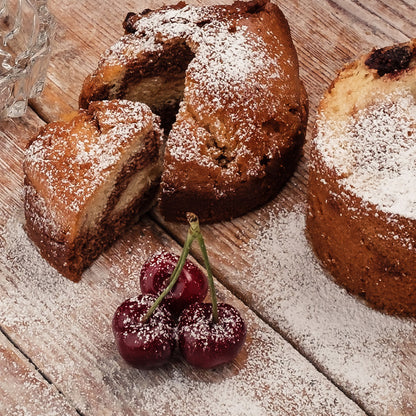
242;205;416;415
24;100;156;219
100;3;299;179
188;23;284;115
0;334;77;416
0;211;362;415
178;303;245;352
314;92;416;219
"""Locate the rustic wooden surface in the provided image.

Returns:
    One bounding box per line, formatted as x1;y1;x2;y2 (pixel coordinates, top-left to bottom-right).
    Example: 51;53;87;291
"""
1;0;415;415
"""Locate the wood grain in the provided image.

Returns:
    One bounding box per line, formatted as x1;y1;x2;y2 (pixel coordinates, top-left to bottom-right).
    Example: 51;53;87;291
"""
0;331;78;416
0;148;363;415
150;1;416;415
0;84;362;413
156;1;416;408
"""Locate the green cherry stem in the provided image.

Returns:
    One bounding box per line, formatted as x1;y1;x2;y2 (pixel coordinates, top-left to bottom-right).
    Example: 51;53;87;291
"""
141;212;218;324
187;213;218;324
141;221;196;323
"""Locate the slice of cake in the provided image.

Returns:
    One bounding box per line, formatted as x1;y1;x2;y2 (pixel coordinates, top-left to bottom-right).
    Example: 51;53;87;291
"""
23;99;163;281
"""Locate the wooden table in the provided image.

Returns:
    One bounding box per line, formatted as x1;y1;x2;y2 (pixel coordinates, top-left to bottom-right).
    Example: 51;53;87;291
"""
1;1;415;415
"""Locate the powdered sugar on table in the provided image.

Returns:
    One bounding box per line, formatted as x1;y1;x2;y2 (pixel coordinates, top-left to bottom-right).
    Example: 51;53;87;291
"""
241;204;416;415
0;209;362;415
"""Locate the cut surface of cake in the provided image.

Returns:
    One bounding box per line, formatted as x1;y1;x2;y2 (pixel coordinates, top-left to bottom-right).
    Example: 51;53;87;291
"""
79;0;308;223
23;99;163;281
307;39;416;315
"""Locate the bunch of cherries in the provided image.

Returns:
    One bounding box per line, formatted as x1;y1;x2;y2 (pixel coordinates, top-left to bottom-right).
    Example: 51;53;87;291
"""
112;213;247;370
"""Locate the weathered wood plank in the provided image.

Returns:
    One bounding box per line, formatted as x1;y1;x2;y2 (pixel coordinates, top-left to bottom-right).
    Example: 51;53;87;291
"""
0;331;79;416
0;112;44;220
31;0;140;120
156;196;416;415
0;212;365;415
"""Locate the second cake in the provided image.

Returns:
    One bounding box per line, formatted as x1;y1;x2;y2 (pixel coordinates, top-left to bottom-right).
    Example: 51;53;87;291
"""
307;39;416;315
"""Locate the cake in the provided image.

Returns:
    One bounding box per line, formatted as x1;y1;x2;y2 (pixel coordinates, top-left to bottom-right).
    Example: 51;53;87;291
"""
306;39;416;315
23;99;163;281
79;0;308;223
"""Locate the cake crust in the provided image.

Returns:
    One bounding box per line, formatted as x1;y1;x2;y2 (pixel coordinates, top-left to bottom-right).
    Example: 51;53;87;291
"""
307;39;416;315
79;0;308;223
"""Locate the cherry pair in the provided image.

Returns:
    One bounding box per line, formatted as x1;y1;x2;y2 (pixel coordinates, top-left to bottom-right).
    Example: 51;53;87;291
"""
112;213;246;370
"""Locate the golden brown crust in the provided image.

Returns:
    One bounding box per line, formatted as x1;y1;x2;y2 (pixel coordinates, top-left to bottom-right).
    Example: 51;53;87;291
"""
319;39;416;119
79;0;308;223
24;100;163;281
307;39;416;315
307;152;416;315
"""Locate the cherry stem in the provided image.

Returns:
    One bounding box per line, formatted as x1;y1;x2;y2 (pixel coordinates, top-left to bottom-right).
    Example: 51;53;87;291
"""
187;213;218;324
141;222;196;323
141;212;218;324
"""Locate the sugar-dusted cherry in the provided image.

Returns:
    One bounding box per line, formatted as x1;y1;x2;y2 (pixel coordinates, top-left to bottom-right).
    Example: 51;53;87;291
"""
112;212;247;371
112;294;175;369
177;302;246;369
140;250;208;316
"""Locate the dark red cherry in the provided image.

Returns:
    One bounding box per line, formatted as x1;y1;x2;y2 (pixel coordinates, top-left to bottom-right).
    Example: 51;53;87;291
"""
112;294;175;369
140;251;208;316
177;302;247;369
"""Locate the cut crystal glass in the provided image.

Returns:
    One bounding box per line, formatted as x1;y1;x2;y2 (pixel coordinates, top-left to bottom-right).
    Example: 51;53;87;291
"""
0;0;53;118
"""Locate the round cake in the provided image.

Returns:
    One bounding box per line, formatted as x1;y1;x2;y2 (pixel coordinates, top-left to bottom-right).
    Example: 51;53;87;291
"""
307;39;416;315
79;0;308;223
